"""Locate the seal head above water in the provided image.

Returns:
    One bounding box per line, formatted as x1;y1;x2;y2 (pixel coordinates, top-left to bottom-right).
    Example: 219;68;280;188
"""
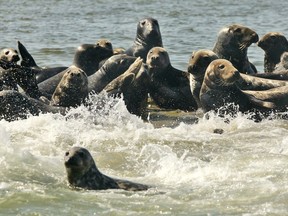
125;17;163;62
64;146;149;191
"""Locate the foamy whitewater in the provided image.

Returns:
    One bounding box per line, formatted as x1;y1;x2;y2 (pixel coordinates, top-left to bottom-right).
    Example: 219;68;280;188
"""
1;0;288;215
0;92;288;215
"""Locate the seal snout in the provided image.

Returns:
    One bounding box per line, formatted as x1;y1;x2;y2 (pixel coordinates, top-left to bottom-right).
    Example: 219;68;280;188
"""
251;32;259;43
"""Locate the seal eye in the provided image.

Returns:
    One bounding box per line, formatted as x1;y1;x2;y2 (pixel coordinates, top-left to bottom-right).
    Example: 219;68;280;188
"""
218;64;225;69
140;21;146;26
5;51;9;55
65;151;69;157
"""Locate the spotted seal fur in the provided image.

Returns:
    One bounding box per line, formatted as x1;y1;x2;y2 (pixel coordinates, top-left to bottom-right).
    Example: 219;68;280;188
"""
64;146;149;191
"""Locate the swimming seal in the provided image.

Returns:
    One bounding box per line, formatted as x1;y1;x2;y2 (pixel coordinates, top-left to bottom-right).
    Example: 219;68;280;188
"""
187;49;219;108
51;66;88;107
104;57;150;120
147;47;197;111
212;24;259;74
64;146;149;191
125;17;163;62
257;32;288;73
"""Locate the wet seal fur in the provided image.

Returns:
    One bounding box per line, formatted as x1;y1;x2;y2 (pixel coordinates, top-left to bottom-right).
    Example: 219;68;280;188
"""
18;41;68;83
188;49;219;108
51;66;88;107
199;59;269;119
0;59;42;99
0;90;66;122
125;17;163;62
212;24;259;74
64;146;149;191
104;57;150;120
257;32;288;73
252;52;288;80
147;47;197;111
88;54;137;94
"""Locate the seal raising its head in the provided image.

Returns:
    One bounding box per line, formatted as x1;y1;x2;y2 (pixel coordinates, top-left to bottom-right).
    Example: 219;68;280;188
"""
64;147;149;191
212;24;258;74
257;32;288;73
125;17;163;62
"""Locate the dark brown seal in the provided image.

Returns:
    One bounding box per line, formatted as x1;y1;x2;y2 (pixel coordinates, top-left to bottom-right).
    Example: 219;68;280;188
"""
38;42;113;97
125;17;163;62
188;49;219;108
17;41;68;83
104;57;150;120
257;32;288;73
0;60;42;99
64;146;149;191
51;66;88;107
212;24;259;74
0;90;66;122
147;47;197;111
251;52;288;80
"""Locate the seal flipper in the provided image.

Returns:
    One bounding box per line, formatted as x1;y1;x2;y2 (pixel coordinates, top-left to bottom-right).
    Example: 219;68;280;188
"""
17;41;38;68
242;90;276;109
114;179;150;191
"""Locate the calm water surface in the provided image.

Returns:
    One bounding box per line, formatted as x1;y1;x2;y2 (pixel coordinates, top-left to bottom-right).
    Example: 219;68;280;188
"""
0;1;288;215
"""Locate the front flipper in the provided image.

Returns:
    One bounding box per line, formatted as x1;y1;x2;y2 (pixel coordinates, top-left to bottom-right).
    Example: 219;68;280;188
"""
17;41;38;68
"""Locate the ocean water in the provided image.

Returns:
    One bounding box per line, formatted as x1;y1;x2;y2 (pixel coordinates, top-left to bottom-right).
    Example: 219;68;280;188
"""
0;0;288;215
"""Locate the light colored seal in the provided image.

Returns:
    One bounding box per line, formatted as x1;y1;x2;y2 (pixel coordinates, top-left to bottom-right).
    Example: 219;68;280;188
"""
199;59;284;120
200;59;250;114
212;24;259;74
64;146;149;191
51;66;88;107
0;48;20;64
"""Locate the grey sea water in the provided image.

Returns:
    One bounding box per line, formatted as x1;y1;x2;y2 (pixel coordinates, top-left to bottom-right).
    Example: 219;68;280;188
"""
0;0;288;215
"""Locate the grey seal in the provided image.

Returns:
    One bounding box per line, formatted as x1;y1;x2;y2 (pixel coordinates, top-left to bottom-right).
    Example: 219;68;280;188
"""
64;146;149;191
212;24;258;74
125;17;163;62
257;32;288;73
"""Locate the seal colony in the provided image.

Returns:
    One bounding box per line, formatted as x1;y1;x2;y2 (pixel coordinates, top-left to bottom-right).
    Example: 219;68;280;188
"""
0;17;288;194
0;17;288;123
